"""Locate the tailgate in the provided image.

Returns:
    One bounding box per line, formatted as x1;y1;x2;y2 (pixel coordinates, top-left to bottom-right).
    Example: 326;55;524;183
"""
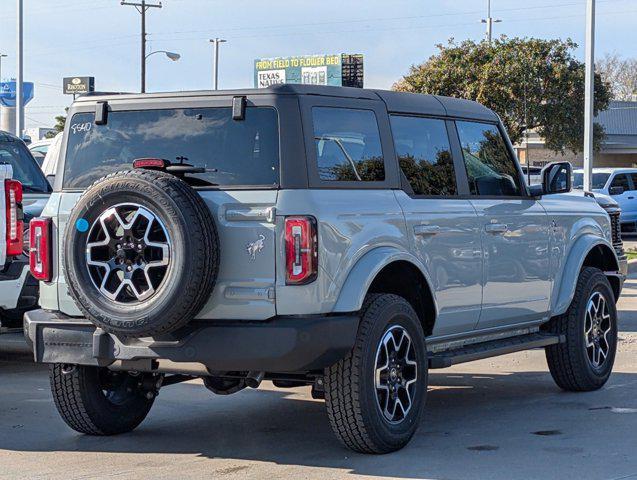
195;190;278;320
55;189;279;321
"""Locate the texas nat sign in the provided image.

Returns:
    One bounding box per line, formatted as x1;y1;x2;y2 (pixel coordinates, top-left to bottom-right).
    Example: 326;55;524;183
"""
254;54;363;89
63;76;95;95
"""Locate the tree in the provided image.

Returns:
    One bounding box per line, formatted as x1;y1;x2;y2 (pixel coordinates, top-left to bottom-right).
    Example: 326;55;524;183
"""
597;53;637;100
394;37;611;153
45;109;67;138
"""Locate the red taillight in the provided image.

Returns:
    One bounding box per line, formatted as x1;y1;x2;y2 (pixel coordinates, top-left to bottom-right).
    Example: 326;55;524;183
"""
5;179;23;257
285;216;318;285
29;218;51;282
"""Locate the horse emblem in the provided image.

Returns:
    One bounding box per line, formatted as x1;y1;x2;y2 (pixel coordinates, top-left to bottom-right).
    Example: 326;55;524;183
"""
246;234;266;261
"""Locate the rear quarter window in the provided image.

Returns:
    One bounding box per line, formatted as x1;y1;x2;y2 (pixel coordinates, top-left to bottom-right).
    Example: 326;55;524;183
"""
63;107;280;189
312;107;385;182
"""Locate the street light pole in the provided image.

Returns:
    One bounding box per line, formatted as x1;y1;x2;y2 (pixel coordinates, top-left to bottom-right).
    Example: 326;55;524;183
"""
583;0;596;192
16;0;24;137
121;0;162;93
210;38;226;90
0;54;6;83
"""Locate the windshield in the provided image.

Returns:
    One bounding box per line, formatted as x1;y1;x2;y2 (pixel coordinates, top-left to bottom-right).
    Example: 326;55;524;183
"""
63;107;280;189
0;140;51;193
573;172;610;190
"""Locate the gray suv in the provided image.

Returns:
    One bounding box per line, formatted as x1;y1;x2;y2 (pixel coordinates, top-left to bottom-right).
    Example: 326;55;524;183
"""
25;85;627;453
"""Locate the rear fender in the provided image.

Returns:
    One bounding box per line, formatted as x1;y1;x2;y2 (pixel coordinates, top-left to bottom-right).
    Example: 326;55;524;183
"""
332;246;438;316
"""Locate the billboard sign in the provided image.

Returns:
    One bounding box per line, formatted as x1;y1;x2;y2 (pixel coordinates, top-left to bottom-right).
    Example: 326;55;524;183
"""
254;54;363;88
0;81;35;107
63;76;95;95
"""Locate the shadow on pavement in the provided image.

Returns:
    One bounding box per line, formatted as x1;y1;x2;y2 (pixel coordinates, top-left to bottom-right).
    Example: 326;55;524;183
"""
1;360;637;479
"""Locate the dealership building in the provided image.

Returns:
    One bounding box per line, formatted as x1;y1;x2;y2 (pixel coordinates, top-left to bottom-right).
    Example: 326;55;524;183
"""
516;100;637;168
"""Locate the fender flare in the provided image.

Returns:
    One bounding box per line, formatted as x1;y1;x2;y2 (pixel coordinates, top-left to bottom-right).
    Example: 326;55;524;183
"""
332;246;438;316
552;234;619;316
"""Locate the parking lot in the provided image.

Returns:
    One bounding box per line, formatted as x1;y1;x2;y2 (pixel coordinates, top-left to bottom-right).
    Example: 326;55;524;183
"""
0;278;635;480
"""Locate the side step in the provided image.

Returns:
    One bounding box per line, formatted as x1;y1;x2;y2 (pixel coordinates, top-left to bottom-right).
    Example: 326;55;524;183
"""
428;333;564;369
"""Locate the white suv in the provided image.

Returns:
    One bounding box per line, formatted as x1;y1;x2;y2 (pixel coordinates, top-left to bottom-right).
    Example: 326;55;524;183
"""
573;168;637;231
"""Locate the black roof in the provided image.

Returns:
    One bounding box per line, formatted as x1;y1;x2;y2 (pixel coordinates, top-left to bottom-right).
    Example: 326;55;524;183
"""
74;84;498;121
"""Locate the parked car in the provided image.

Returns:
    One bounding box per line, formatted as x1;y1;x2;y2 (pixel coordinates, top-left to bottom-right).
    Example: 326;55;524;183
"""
525;166;624;247
25;85;626;453
573;168;637;232
521;165;542;185
28;137;53;167
40;132;62;181
0;131;51;327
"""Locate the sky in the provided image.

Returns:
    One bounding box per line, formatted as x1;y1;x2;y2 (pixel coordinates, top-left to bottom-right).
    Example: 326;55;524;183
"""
0;0;636;131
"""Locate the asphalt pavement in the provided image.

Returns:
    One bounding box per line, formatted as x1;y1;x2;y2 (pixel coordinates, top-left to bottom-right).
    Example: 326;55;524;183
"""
1;281;637;480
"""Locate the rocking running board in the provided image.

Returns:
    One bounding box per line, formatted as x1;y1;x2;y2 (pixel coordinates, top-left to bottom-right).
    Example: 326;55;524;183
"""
428;332;564;369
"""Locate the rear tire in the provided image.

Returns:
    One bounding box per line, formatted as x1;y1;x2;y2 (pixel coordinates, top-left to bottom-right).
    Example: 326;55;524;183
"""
50;364;156;435
324;294;427;454
545;267;618;392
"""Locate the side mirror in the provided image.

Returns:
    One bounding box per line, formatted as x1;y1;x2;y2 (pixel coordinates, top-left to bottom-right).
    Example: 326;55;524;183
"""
541;161;572;195
609;186;624;196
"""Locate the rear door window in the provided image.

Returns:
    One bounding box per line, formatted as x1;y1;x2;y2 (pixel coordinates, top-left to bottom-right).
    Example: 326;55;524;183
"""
456;121;523;196
312;107;385;182
63;107;279;189
611;174;631;191
0;140;51;193
390;115;456;196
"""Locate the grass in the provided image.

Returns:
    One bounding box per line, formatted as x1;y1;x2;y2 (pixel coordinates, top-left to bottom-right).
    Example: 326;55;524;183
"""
626;251;637;261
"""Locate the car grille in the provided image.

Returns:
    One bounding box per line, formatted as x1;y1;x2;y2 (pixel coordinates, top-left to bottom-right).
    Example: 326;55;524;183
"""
608;211;623;252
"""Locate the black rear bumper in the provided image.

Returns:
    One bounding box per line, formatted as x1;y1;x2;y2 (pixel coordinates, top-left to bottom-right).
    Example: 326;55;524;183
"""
24;309;359;373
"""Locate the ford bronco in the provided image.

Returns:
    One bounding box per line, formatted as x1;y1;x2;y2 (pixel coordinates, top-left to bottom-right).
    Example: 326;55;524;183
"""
25;85;627;453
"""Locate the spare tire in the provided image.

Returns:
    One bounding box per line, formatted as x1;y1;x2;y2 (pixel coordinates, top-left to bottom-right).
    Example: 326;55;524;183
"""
64;169;218;337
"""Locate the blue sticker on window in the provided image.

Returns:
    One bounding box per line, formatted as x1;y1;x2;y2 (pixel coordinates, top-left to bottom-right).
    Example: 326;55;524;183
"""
76;218;89;233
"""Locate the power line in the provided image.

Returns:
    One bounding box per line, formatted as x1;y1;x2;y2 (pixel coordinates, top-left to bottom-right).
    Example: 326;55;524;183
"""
147;0;625;39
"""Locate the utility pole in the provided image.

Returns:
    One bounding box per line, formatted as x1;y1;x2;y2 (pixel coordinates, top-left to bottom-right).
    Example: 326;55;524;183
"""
481;0;502;43
16;0;24;137
209;38;226;90
583;0;596;191
121;0;162;93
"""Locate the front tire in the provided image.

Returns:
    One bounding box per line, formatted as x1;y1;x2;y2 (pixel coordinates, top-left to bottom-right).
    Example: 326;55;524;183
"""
50;364;156;435
545;267;618;392
324;294;427;454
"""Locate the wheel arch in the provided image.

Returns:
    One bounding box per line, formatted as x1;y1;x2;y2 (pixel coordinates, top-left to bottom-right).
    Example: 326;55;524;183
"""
552;234;620;316
333;247;438;336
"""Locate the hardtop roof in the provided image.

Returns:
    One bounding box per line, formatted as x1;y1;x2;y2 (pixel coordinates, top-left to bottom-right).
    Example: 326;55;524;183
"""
74;84;499;121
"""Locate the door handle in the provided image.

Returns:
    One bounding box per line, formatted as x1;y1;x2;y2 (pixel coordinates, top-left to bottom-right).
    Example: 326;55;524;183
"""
414;224;440;236
484;223;508;234
628;196;635;200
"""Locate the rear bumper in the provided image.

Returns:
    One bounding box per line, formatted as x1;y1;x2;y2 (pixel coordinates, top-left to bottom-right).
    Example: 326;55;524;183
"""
24;309;359;373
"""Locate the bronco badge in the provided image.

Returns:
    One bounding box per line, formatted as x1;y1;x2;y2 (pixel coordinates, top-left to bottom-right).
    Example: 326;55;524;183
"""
246;234;266;261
